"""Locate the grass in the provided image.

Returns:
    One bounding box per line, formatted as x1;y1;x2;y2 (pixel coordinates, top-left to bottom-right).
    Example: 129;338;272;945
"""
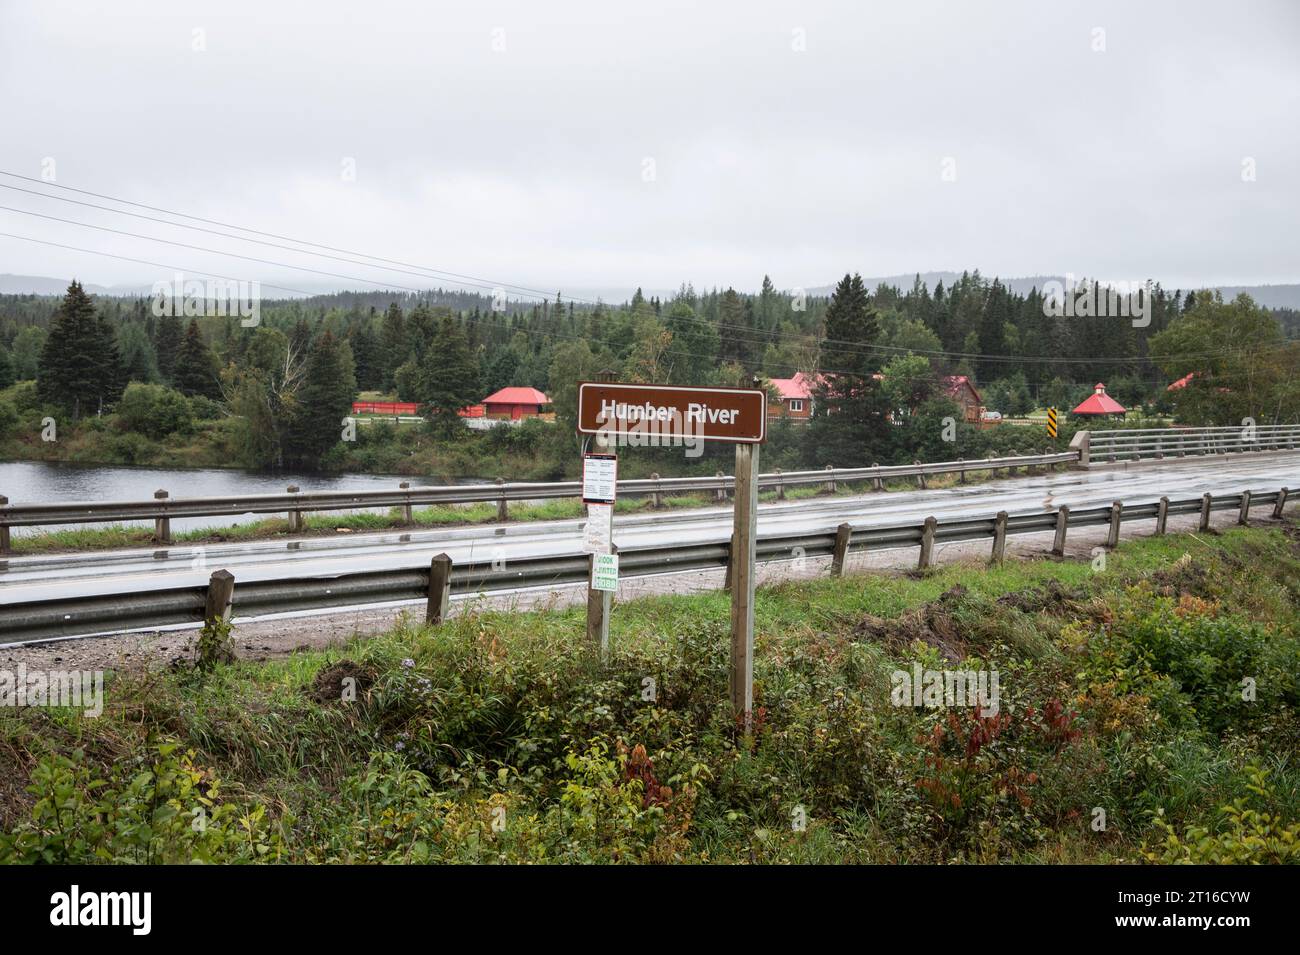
1;520;1297;864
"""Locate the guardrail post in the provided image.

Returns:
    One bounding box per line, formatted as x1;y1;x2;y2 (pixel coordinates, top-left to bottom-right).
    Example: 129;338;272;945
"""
0;496;9;556
918;516;936;569
204;569;235;624
958;458;966;484
1070;430;1090;468
1238;490;1251;525
1177;433;1186;457
1051;505;1070;556
496;477;508;522
1155;496;1169;536
715;471;727;502
426;553;452;625
990;511;1008;564
824;465;836;493
914;461;927;489
774;468;785;500
399;482;413;524
286;485;302;532
1199;493;1212;531
153;489;172;544
831;522;852;577
651;473;663;508
872;463;883;492
1106;501;1123;548
1274;487;1289;520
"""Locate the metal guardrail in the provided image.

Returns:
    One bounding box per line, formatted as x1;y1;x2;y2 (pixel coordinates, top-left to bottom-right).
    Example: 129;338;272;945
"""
0;486;1289;642
0;450;1076;549
1090;424;1300;461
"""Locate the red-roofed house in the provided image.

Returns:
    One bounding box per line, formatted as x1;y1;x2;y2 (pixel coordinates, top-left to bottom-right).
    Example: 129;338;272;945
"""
768;372;815;419
482;387;551;420
1072;382;1127;417
941;375;983;423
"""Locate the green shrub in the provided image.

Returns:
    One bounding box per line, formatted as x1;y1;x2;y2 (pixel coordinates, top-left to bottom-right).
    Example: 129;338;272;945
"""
115;382;197;439
1142;767;1300;863
0;742;282;864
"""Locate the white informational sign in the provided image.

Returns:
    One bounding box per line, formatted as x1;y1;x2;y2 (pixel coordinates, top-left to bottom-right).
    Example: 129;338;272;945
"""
582;453;618;504
591;552;619;591
583;502;613;554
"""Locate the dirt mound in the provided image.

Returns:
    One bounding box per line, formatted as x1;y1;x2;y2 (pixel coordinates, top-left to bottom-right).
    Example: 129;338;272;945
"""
853;585;969;662
996;579;1088;616
310;660;377;704
1146;556;1214;600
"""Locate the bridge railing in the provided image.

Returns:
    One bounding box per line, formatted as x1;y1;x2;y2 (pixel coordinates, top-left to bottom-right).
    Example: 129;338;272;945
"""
0;449;1076;551
0;486;1288;642
1089;424;1300;461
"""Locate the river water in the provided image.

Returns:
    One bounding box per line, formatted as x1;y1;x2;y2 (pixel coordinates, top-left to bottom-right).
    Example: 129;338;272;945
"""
0;460;474;536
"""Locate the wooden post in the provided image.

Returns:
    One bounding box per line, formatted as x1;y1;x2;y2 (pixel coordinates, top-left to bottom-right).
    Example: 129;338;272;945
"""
204;569;235;624
730;442;759;731
715;471;727;502
426;553;452;625
1199;493;1212;531
918;516;936;570
586;553;606;647
990;511;1008;564
958;458;966;484
1051;505;1070;556
1238;489;1251;525
914;461;927;489
872;463;883;492
286;485;302;533
1106;501;1123;548
775;468;785;500
399;482;413;524
1273;487;1289;520
651;472;662;508
831;522;852;577
153;489;171;544
1155;496;1169;536
723;531;737;592
0;495;9;556
824;465;836;494
496;477;508;522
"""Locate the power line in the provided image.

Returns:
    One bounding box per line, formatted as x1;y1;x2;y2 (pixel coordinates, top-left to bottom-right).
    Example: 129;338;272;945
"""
1;174;1294;370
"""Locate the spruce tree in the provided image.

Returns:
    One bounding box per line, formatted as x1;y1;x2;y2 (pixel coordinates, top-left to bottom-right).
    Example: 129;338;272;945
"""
287;331;356;466
154;313;183;384
0;346;13;389
172;319;220;398
807;273;889;466
37;280;122;419
417;316;480;435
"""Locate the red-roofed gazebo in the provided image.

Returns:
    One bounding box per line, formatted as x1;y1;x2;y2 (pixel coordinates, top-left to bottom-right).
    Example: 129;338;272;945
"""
1072;382;1126;417
482;386;551;420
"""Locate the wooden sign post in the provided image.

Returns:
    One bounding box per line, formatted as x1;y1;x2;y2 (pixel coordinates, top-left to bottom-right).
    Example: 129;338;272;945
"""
577;381;768;729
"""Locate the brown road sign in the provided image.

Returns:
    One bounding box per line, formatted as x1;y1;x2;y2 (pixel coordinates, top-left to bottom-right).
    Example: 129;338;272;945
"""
576;381;768;443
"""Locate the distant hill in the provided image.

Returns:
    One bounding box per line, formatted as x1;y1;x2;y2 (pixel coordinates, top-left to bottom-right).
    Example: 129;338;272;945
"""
4;272;1299;310
805;272;1300;310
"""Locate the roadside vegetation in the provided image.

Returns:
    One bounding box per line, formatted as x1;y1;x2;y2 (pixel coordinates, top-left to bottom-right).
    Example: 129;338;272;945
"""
2;521;1297;864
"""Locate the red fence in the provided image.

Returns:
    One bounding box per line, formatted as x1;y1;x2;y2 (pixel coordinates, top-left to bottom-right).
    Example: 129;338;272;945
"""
351;401;486;418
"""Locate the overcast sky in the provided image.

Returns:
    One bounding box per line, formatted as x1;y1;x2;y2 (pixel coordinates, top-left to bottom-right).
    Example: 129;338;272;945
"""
1;0;1297;301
